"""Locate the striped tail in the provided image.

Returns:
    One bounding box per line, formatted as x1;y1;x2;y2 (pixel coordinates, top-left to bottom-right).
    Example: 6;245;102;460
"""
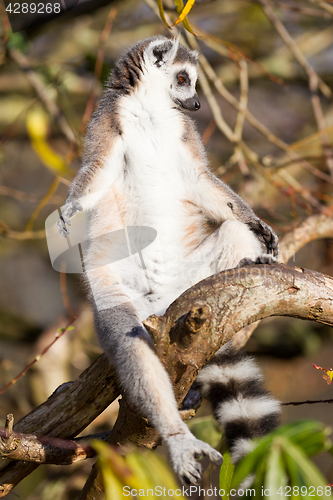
196;341;281;464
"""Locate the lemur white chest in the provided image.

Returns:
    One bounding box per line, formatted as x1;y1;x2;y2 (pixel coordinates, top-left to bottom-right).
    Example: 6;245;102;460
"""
116;86;191;204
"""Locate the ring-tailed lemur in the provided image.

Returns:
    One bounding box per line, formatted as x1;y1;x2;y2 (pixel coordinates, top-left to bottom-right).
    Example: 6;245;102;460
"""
57;36;281;485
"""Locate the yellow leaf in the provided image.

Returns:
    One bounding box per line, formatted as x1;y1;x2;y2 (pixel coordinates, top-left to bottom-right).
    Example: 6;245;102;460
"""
173;0;196;26
313;364;333;385
26;107;71;176
93;441;186;499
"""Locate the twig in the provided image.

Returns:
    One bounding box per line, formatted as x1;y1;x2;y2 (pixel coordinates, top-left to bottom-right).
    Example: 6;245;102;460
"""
0;221;45;240
283;398;333;406
258;0;331;98
277;169;323;210
197;66;236;142
0;186;38;203
309;0;333;16
9;49;76;143
234;59;250;174
234;60;248;142
0;426;96;464
271;0;332;19
0;316;77;396
0;355;121;493
58;176;72;188
309;74;333;178
269;155;333;184
80;6;118;132
0;3;10;44
4;415;14;440
201;119;216;146
25;176;60;231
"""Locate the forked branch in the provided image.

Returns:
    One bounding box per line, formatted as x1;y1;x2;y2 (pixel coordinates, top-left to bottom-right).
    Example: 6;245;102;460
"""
0;244;333;496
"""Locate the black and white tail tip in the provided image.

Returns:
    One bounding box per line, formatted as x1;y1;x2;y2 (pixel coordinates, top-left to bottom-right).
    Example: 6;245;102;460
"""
196;341;281;463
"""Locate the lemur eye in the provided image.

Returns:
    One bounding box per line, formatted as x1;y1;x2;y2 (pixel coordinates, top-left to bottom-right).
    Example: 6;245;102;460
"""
177;72;189;85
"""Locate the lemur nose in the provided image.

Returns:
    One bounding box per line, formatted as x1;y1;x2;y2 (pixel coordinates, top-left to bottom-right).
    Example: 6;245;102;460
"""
194;100;200;110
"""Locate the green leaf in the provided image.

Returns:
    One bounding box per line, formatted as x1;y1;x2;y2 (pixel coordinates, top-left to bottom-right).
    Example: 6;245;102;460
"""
273;420;331;457
252;454;267;497
281;437;333;498
231;439;271;489
219;451;235;500
7;32;30;52
231;421;332;497
265;439;288;500
156;0;171;29
173;0;184;16
282;449;307;497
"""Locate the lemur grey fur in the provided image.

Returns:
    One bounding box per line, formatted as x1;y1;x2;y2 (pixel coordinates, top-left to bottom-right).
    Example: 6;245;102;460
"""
57;36;281;485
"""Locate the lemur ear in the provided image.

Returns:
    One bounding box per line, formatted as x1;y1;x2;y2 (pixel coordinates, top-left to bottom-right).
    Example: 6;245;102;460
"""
145;37;179;67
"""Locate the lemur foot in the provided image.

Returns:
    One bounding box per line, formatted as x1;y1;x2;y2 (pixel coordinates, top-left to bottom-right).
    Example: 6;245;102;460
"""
182;387;202;410
166;432;223;485
247;219;278;258
57;200;83;238
238;254;277;268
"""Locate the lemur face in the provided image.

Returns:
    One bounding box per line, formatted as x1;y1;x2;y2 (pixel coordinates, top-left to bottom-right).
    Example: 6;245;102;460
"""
170;64;200;111
143;37;200;112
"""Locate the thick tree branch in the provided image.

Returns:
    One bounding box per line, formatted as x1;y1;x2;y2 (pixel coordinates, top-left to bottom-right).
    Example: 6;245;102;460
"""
79;262;333;500
0;427;96;465
232;210;333;348
279;210;333;263
0;355;121;496
0;213;332;497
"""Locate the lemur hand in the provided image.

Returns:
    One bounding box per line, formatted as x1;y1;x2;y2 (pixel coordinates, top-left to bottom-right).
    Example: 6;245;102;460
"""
247;219;278;258
57;200;83;238
166;432;223;485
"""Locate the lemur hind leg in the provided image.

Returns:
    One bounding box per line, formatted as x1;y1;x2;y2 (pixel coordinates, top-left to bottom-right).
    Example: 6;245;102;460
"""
183;219;266;284
85;266;222;485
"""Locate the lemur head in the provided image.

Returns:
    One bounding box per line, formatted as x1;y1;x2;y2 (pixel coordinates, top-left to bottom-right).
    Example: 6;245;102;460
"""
108;36;200;112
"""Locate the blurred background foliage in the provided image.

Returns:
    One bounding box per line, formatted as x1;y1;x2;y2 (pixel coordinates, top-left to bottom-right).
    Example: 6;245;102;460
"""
0;0;333;498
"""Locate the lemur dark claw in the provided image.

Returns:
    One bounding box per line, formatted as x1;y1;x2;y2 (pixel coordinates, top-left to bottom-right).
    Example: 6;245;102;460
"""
247;219;279;258
57;200;83;238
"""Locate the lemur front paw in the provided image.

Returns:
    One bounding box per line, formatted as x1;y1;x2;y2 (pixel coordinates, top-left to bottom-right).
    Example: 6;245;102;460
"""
238;254;277;268
57;200;83;238
166;433;223;485
247;219;278;258
182;387;202;410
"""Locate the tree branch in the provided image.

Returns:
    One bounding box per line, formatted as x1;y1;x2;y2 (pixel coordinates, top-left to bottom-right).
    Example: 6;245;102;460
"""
0;260;333;495
0;355;121;496
0;426;96;465
0;213;332;497
232;210;333;348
